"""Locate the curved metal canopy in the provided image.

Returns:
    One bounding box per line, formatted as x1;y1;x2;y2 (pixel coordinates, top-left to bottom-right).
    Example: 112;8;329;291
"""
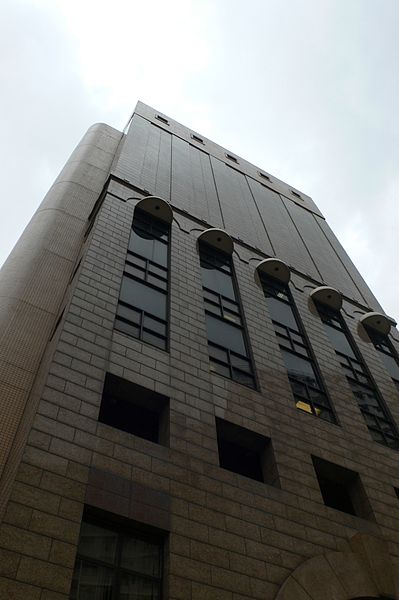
359;312;395;336
310;286;343;311
134;196;173;224
255;258;290;284
198;228;234;255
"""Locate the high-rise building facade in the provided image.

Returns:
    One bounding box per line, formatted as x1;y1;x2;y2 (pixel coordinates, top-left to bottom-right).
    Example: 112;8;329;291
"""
0;102;399;599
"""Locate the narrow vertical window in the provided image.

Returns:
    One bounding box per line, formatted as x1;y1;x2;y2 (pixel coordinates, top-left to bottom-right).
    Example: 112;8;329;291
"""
199;243;255;388
316;304;399;449
366;328;399;391
261;276;336;422
115;209;169;350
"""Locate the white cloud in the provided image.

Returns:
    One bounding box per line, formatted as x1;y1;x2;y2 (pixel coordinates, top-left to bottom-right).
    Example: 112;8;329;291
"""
1;0;399;322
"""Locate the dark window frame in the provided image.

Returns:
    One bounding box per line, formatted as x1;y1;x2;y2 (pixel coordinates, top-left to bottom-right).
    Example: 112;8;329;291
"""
115;209;170;351
317;304;399;449
261;275;336;423
71;515;164;600
199;243;256;389
366;328;399;391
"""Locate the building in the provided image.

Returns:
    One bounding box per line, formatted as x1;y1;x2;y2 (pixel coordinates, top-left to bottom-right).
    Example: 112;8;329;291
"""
0;101;399;599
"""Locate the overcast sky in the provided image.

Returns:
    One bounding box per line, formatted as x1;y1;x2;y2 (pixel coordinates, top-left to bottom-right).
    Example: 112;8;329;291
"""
1;0;398;321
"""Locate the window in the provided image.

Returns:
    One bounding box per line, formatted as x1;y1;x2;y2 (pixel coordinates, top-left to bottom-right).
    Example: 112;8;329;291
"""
225;152;238;163
155;114;169;125
261;276;336;423
258;171;271;182
190;133;204;144
366;328;399;391
115;209;170;350
312;456;373;519
216;418;279;485
316;304;399;449
290;190;302;199
99;373;169;444
70;517;163;600
199;243;255;388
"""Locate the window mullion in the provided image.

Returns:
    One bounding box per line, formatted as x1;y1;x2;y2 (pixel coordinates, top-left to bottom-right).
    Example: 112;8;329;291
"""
199;243;255;388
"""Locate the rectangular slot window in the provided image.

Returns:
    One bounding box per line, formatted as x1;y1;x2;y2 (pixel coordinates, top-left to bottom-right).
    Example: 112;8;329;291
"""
99;373;169;445
70;516;163;600
312;456;374;519
225;152;238;163
156;114;169;125
290;190;302;199
199;243;255;388
261;276;336;423
191;133;204;144
216;418;279;486
316;304;399;449
258;171;271;181
115;209;170;350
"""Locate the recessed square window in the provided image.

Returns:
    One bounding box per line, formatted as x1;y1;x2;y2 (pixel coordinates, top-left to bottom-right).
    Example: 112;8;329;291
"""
258;171;271;182
216;418;279;486
312;456;373;519
99;373;169;445
290;190;302;199
191;133;204;144
225;152;238;164
156;114;169;125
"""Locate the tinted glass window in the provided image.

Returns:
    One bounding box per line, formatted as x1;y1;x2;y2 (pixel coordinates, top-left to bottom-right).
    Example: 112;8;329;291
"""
119;574;160;600
129;227;167;266
71;519;162;600
380;353;399;381
121;538;161;577
281;349;318;387
206;315;246;356
323;322;356;358
120;277;166;320
266;296;298;330
201;263;235;299
77;522;117;564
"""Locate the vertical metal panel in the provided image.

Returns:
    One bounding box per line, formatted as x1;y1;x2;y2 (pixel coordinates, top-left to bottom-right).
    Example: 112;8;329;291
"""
248;178;321;279
210;157;274;255
171;137;223;226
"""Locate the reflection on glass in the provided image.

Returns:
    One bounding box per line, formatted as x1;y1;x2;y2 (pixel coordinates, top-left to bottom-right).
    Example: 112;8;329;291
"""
380;353;399;381
121;538;160;577
201;265;235;299
206;315;246;356
70;560;113;600
295;400;313;414
323;323;356;358
266;296;297;330
120;278;166;320
120;574;160;600
78;523;117;564
129;227;167;267
281;350;318;387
